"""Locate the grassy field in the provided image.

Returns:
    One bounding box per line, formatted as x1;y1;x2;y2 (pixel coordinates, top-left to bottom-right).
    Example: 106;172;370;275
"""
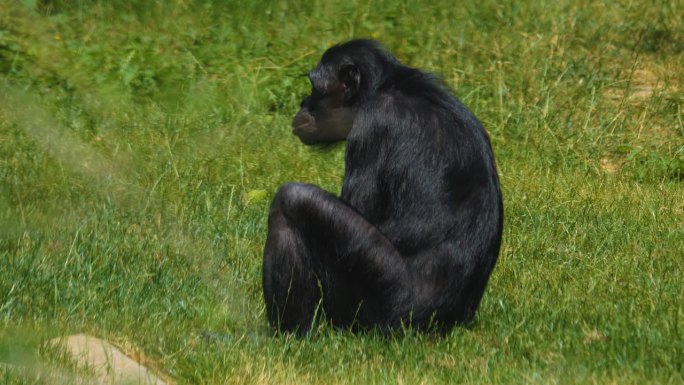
0;0;682;383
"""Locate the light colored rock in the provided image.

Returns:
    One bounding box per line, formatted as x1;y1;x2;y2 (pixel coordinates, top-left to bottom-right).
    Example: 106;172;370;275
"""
50;334;168;385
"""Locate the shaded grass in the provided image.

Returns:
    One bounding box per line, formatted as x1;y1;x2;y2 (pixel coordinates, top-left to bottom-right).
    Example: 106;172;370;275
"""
0;0;682;383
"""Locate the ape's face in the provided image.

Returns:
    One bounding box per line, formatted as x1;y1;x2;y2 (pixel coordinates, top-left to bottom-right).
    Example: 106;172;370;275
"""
291;62;360;145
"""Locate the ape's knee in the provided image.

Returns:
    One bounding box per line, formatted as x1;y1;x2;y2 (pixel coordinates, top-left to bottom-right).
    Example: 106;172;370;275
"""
276;182;308;200
272;183;317;211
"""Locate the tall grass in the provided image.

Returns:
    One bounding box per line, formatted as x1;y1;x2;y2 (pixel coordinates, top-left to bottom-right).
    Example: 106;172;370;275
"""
1;0;682;383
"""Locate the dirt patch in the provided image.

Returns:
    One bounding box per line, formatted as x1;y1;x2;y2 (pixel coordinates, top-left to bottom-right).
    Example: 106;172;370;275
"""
49;334;170;385
603;68;663;103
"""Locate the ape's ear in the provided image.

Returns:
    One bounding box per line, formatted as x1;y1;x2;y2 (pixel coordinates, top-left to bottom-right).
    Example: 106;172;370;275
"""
339;64;360;100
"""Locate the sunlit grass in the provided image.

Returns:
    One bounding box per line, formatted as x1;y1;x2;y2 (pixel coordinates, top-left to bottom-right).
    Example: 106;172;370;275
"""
1;0;682;384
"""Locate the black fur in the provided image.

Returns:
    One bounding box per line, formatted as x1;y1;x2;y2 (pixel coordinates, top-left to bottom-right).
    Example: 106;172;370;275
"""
262;40;503;334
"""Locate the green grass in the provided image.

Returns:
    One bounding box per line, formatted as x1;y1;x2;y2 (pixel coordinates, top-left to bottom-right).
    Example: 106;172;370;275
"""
0;0;682;384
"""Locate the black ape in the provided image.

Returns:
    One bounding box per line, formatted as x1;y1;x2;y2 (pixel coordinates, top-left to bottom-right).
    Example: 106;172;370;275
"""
263;40;503;334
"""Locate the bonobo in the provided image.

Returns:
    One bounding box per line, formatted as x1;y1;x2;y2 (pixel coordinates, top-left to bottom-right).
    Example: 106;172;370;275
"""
263;39;503;334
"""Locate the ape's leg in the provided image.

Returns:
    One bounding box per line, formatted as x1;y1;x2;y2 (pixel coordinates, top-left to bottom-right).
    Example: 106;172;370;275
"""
262;197;319;334
262;183;410;333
